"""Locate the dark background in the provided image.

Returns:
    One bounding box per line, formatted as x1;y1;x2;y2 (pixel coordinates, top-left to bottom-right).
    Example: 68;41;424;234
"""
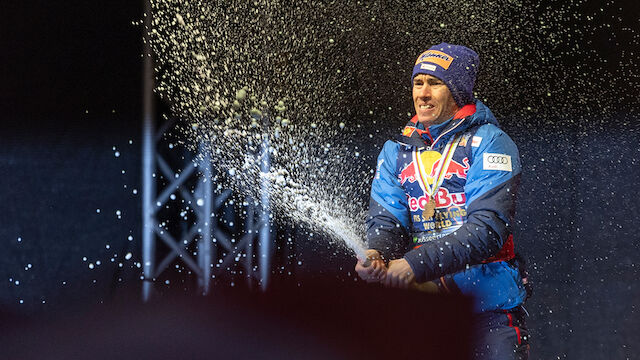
1;1;639;359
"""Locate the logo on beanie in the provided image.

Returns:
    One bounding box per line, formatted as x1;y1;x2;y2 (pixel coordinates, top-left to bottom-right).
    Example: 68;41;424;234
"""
415;50;454;70
420;63;437;71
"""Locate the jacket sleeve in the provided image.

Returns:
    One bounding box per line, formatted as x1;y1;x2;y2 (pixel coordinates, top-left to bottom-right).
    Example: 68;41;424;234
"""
366;141;411;260
403;125;522;282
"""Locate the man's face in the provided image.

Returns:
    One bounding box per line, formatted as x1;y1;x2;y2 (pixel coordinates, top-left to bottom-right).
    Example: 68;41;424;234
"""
412;74;460;126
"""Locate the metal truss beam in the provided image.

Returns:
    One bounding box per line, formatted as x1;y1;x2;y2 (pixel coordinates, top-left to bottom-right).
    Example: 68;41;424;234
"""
141;0;274;301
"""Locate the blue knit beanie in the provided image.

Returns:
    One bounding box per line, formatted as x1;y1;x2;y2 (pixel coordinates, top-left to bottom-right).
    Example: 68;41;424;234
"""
411;43;479;106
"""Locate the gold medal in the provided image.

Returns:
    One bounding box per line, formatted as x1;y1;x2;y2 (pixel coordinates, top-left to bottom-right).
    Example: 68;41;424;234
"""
422;196;436;219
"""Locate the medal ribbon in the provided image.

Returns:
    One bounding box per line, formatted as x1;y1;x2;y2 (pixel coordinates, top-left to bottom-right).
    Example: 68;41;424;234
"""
413;133;463;199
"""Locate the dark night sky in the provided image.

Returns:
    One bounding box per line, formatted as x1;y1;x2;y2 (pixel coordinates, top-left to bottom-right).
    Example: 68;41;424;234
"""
1;0;638;130
1;0;142;134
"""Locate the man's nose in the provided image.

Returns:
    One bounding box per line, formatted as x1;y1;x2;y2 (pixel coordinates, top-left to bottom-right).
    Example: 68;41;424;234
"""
416;85;431;98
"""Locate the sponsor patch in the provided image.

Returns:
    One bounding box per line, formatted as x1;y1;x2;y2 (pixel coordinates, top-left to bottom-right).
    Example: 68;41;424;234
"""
471;136;482;147
402;127;416;137
415;50;454;70
420;63;437;71
483;153;512;171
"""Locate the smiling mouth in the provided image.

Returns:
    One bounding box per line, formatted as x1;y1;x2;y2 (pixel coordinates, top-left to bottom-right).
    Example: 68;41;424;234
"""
419;105;435;110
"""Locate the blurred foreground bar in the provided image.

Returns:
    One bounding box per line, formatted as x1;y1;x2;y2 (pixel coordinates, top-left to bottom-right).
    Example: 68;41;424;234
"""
0;279;473;359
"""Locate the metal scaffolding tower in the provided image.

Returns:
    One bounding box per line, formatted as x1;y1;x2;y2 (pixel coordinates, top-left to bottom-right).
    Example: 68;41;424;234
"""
141;2;273;301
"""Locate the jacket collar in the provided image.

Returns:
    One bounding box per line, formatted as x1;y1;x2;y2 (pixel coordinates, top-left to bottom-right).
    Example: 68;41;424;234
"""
397;101;496;148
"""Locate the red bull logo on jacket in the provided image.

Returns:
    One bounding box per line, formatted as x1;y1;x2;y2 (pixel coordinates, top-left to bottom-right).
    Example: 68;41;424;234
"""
397;148;471;235
407;188;466;212
398;156;470;185
398;161;418;185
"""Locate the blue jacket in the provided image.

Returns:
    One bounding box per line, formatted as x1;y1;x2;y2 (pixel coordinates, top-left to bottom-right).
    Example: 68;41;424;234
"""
368;100;526;312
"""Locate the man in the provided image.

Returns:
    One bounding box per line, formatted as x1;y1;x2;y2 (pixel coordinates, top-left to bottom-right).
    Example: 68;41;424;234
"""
355;43;529;359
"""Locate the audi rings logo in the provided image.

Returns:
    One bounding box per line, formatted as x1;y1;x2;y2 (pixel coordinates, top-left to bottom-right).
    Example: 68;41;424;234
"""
483;153;513;172
486;155;509;164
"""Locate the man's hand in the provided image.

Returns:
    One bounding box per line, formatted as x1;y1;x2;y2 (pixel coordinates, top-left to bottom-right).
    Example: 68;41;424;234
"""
383;258;415;289
355;249;386;283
